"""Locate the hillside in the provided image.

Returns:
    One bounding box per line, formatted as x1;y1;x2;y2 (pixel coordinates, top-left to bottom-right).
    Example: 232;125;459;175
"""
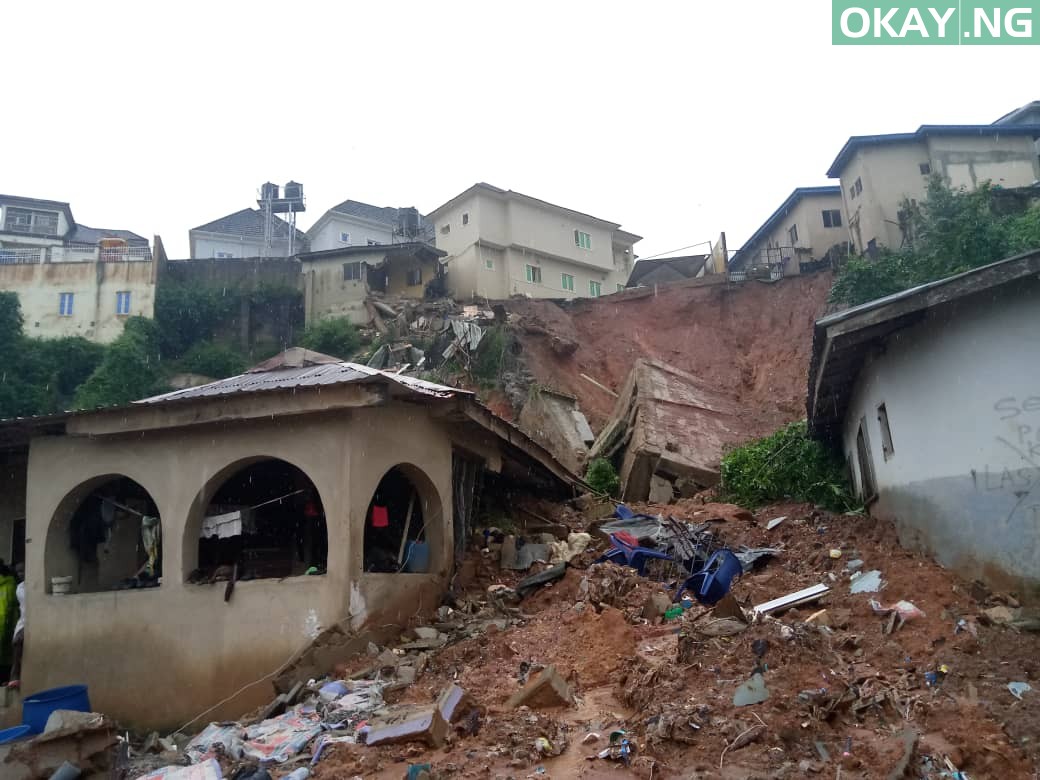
505;273;835;442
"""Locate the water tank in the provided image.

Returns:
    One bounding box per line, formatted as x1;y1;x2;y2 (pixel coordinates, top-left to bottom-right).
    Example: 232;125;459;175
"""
260;182;279;202
283;181;303;201
398;207;420;238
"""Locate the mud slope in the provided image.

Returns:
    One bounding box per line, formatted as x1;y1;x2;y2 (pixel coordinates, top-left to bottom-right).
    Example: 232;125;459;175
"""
507;273;834;440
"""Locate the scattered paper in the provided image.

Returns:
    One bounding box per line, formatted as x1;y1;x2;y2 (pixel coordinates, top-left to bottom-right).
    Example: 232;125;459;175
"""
1008;682;1032;700
849;569;883;594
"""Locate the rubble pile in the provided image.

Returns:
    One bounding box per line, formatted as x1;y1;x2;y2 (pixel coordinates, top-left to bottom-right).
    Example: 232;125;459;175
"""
84;496;1040;778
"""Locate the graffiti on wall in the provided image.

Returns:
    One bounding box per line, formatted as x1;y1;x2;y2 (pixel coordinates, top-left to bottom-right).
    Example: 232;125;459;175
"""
971;396;1040;525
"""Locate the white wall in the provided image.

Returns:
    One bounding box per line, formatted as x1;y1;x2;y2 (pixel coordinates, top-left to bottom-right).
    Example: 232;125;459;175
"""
841;278;1040;594
307;214;397;253
191;233;277;259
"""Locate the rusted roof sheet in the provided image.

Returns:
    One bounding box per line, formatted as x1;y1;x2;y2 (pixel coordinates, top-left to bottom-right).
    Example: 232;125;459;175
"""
137;362;466;405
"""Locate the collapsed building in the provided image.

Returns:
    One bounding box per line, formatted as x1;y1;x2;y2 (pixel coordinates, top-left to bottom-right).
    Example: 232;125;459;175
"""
589;359;743;502
0;348;577;730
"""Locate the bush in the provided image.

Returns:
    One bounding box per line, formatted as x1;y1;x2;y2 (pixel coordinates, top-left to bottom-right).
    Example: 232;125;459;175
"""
74;317;168;409
180;341;247;378
471;326;509;388
586;457;621;498
153;281;236;358
298;318;361;359
719;421;858;512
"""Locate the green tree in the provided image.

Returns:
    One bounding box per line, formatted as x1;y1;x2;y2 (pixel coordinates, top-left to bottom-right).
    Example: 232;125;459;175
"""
831;178;1040;306
720;421;858;512
298;318;361;359
179;341;247;378
585;457;621;498
75;317;168;409
153;281;236;358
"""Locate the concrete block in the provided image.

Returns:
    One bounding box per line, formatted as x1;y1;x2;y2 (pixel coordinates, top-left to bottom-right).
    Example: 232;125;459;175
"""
437;683;477;723
364;706;448;748
506;665;573;709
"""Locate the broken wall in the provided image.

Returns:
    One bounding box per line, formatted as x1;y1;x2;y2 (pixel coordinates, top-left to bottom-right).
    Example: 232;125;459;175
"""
516;390;592;475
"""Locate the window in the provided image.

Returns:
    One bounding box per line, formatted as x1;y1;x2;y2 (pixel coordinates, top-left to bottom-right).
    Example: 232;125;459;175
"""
116;291;131;315
440;224;450;235
877;403;894;460
574;230;592;250
855;419;877;501
484;256;494;270
59;292;74;316
339;231;351;244
788;224;799;245
343;261;362;281
462;213;469;226
561;273;575;291
919;162;931;175
367;239;378;246
866;238;878;258
589;280;602;297
848;186;856;201
525;264;542;284
215;252;234;259
822;209;842;228
406;268;423;286
854;177;863;195
617;283;625;292
5;207;59;236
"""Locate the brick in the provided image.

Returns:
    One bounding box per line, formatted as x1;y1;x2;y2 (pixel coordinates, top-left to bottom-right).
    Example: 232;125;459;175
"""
506;665;572;709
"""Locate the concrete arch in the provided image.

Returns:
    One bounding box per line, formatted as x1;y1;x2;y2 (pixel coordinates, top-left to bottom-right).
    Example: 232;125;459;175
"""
44;473;162;594
182;455;329;582
362;462;444;574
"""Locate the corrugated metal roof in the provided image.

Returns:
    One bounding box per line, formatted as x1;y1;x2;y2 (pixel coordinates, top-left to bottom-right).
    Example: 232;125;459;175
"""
136;362;465;405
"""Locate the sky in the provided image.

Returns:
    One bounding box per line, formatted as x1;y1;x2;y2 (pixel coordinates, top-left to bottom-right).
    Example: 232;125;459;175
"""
3;0;1037;261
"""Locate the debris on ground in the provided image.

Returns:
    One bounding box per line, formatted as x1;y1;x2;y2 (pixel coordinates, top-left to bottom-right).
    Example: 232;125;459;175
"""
109;496;1040;779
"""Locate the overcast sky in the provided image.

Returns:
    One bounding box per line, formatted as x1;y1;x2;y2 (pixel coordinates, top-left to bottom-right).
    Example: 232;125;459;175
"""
4;1;1036;260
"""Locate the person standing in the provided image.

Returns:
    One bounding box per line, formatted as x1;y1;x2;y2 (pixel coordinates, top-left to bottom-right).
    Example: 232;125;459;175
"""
8;563;24;689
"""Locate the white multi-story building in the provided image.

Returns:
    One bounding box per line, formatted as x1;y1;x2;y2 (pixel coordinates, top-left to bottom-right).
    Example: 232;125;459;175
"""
426;183;641;301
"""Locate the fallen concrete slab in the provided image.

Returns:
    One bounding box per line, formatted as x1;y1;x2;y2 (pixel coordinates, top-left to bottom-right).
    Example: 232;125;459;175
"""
506;665;573;709
364;706;448;748
588;359;743;502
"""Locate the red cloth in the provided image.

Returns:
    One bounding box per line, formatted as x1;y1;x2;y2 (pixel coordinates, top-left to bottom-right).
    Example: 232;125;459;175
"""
613;531;640;548
371;505;389;528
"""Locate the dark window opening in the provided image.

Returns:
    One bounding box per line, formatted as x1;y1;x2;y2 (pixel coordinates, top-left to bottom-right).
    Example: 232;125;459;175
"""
822;209;842;228
919;162;931;175
462;212;469;226
192;460;327;583
406;267;423;286
788;224;799;245
877;403;894;460
364;466;428;573
866;238;878;258
855;420;877;501
51;477;162;594
343;261;362;281
854;177;863;195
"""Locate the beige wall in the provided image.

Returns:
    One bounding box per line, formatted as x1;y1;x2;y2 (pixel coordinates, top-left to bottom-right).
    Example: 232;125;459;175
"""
433;189;634;300
0;259;156;343
302;251;438;325
742;193;846;276
838;135;1040;254
22;401;455;730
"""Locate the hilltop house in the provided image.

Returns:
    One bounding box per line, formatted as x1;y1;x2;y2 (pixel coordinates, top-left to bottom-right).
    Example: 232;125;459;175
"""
728;187;847;278
826;124;1040;255
189;209;308;259
427;183;641;301
0;194;155;343
306;199;432;252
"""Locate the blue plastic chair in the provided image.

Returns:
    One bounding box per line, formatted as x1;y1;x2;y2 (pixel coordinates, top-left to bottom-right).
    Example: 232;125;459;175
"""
674;549;742;606
598;533;673;576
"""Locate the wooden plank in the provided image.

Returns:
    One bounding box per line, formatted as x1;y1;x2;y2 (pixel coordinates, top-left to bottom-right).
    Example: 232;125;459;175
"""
753;583;830;615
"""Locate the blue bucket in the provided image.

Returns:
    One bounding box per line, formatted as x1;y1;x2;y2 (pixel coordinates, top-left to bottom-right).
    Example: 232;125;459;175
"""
403;541;431;573
22;685;91;734
0;724;32;744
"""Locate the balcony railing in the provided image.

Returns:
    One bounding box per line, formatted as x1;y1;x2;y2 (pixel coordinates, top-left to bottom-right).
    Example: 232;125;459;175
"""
0;247;43;265
0;245;152;264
